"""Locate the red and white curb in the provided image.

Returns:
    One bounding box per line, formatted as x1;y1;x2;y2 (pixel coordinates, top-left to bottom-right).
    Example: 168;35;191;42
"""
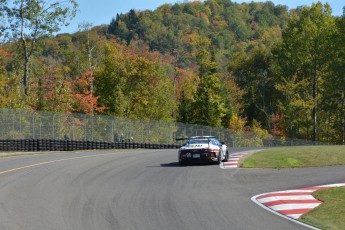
251;183;345;229
222;150;262;169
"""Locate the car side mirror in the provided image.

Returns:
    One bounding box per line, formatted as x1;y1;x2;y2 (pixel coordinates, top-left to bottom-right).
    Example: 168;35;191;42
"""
220;141;225;145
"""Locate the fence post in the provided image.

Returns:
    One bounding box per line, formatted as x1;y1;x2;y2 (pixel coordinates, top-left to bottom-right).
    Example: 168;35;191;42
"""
125;120;127;141
91;115;94;141
84;114;87;141
32;113;35;139
72;118;75;140
12;111;15;139
19;114;22;137
39;116;42;139
156;121;159;144
0;111;2;139
167;124;170;144
141;120;144;143
52;114;55;140
130;122;133;143
233;133;236;148
111;119;114;143
148;123;151;144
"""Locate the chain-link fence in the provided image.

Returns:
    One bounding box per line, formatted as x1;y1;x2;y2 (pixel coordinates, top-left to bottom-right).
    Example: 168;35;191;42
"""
0;109;320;147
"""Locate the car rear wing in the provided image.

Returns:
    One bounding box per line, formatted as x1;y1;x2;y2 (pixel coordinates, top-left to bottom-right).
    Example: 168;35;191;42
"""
176;136;217;149
175;137;189;141
176;136;215;141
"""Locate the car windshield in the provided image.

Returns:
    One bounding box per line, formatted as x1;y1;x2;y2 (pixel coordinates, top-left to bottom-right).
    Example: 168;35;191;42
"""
212;138;220;145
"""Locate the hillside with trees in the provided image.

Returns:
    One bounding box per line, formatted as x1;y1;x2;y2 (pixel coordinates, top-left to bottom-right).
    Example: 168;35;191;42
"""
0;0;345;144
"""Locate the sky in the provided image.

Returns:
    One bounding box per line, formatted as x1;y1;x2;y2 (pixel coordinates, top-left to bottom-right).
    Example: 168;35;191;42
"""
60;0;344;34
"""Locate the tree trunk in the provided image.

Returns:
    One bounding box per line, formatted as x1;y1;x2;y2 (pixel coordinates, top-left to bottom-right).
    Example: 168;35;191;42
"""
24;49;30;95
312;65;317;145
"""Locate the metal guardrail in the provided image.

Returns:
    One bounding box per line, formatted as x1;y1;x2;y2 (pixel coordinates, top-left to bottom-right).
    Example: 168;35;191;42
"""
0;109;319;147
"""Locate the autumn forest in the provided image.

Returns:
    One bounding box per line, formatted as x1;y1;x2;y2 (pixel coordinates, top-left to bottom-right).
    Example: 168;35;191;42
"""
0;0;345;144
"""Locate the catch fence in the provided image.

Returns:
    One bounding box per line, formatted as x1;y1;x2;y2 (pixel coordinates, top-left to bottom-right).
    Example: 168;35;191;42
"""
0;109;317;148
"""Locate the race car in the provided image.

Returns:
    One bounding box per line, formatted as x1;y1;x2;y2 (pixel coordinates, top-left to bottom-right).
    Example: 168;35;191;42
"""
177;136;229;165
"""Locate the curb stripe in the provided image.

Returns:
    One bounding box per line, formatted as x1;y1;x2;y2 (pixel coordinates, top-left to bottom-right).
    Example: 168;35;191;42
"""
270;203;320;211
257;192;312;198
221;149;262;169
278;208;314;215
257;195;315;203
263;200;321;207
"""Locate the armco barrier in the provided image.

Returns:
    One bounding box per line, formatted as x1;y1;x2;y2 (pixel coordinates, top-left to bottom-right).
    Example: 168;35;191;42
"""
0;139;180;152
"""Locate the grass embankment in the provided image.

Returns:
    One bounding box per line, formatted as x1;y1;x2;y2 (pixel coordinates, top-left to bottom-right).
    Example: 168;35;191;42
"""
300;186;345;230
240;146;345;168
241;146;345;229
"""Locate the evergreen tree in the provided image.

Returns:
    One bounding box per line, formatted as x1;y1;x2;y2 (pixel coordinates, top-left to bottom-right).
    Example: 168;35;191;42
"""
177;90;192;123
190;37;225;127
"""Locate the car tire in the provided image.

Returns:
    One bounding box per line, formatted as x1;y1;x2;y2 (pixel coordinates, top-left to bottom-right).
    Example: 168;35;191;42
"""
217;152;222;164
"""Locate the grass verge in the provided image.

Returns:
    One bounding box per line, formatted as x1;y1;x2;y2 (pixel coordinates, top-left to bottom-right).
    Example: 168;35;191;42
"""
299;186;345;230
240;146;345;168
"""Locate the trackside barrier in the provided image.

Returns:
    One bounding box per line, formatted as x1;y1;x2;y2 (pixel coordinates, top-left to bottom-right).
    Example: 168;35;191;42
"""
0;139;180;152
0;109;321;148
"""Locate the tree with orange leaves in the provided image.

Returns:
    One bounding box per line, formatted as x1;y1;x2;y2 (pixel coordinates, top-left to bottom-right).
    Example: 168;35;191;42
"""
28;65;104;114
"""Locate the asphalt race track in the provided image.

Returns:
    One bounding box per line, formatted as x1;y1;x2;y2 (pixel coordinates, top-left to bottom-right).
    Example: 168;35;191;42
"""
0;149;344;230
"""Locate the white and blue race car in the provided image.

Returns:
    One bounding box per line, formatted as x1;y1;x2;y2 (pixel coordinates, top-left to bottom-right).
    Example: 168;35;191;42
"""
177;136;229;165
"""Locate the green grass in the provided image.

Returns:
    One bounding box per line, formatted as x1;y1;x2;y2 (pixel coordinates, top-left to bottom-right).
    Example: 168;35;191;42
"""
240;146;345;168
299;186;345;230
